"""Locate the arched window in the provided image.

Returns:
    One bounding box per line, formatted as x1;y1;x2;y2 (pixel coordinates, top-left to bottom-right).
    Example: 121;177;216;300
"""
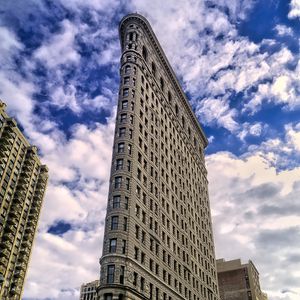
160;77;164;91
152;62;156;77
142;46;148;61
182;116;185;128
129;32;134;41
175;104;179;115
124;65;131;74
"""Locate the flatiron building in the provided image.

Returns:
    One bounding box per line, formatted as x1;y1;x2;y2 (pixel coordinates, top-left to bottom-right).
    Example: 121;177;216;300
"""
0;101;48;299
99;14;219;300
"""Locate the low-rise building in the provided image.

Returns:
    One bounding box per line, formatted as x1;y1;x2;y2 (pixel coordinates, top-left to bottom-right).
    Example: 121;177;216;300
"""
217;258;268;300
80;280;99;300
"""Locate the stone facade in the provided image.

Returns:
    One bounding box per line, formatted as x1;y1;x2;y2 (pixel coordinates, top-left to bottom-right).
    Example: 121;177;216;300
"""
98;14;219;300
0;101;48;299
217;259;268;300
80;280;99;300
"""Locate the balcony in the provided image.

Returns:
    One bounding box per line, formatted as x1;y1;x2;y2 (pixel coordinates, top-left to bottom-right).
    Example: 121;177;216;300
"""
27;220;36;228
3;232;14;243
7;217;17;226
25;226;34;234
15;262;27;272
14;269;25;279
13;197;23;204
28;213;38;221
0;256;8;266
9;209;21;219
1;240;13;249
24;159;35;167
22;163;34;172
21;240;31;248
0;141;10;151
0;264;6;275
10;285;22;295
7;225;17;235
23;232;34;241
20;248;30;256
18;176;30;184
0;248;10;259
10;203;23;213
13;275;23;285
20;170;31;177
14;189;26;197
2;129;16;140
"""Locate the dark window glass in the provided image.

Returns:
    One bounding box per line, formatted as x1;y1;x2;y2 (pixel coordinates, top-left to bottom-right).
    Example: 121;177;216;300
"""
113;195;121;208
111;216;119;230
107;265;115;283
109;239;117;252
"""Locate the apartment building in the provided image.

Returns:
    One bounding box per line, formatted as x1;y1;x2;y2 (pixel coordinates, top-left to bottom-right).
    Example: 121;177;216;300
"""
0;101;48;299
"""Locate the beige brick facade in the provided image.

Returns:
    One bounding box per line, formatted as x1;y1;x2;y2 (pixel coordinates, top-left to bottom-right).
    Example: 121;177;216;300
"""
98;14;219;300
0;101;48;299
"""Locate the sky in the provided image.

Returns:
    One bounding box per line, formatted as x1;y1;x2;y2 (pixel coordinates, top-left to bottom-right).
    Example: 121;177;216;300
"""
0;0;300;299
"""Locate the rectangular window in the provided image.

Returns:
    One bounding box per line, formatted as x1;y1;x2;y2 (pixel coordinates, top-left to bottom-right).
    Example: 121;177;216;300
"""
116;159;123;170
107;265;115;283
125;65;131;74
127;160;131;171
122;100;128;109
124;76;130;85
120;113;127;123
120;266;125;284
109;239;117;253
111;216;118;230
112;195;121;208
140;277;145;291
119;127;126;137
117;142;125;153
114;176;122;189
123;217;128;231
135;224;140;239
123;88;129;97
126;178;130;190
134;247;139;260
104;294;113;300
133;272;138;286
122;239;126;254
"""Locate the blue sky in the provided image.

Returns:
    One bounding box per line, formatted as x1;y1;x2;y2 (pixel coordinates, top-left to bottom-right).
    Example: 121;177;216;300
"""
1;0;300;299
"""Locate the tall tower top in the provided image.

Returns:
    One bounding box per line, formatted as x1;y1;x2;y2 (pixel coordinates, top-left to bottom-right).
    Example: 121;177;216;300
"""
119;13;208;148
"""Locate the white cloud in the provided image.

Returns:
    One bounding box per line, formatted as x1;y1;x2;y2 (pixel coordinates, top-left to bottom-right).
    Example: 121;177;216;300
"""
196;96;239;132
275;24;293;36
207;146;300;300
288;0;300;19
238;122;264;141
0;26;23;66
51;84;81;113
0;72;35;127
34;20;80;68
244;50;299;113
24;117;115;299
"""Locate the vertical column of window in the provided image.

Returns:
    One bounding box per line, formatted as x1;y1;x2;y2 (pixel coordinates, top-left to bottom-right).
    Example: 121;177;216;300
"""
126;30;138;50
0;120;17;213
